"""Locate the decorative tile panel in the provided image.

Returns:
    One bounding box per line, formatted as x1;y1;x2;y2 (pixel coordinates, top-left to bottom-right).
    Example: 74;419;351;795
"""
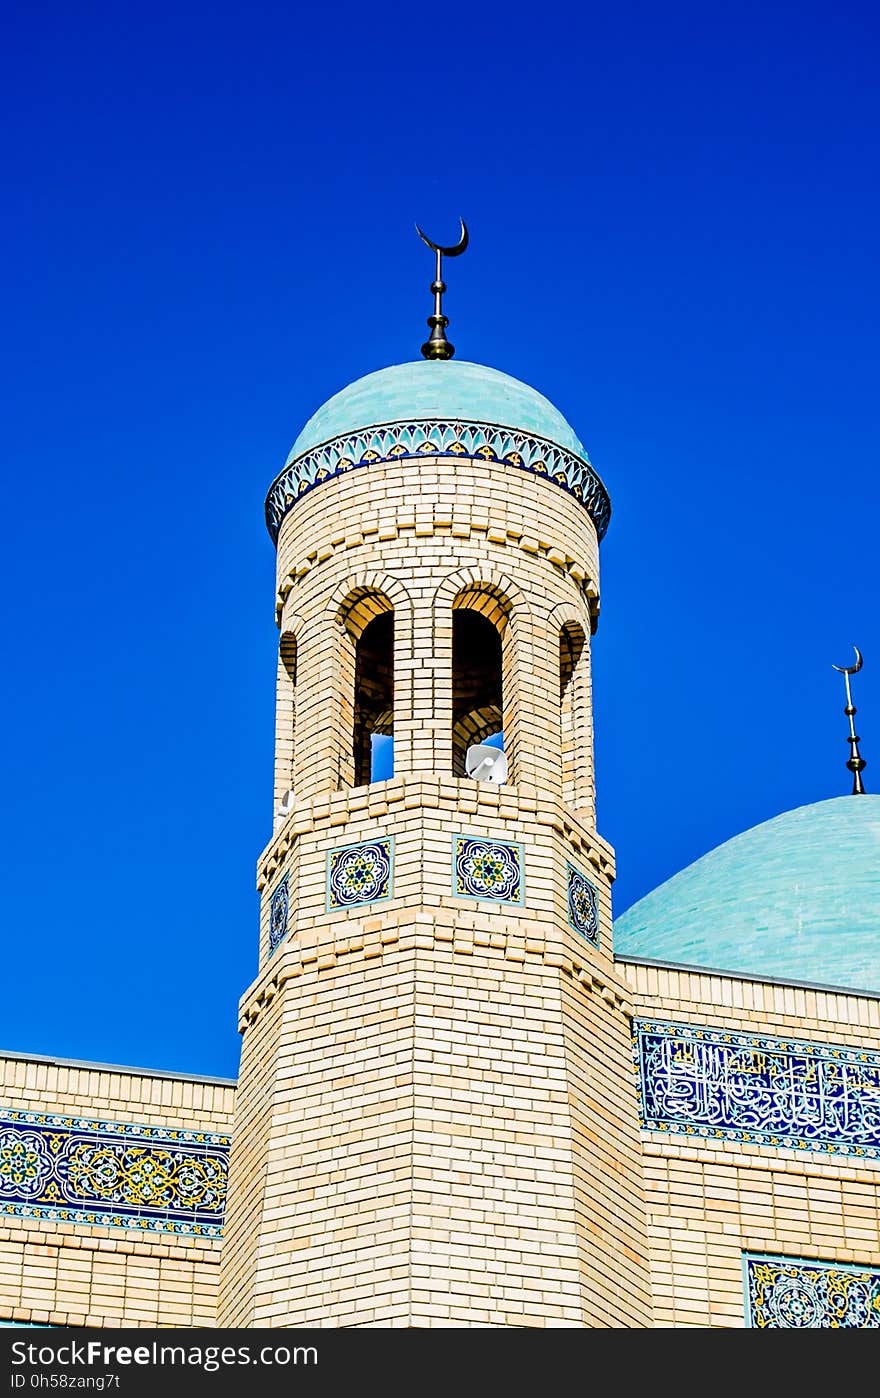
566;863;599;944
327;837;393;911
0;1111;229;1236
265;419;611;544
453;834;524;904
633;1020;880;1159
269;873;290;955
744;1253;880;1328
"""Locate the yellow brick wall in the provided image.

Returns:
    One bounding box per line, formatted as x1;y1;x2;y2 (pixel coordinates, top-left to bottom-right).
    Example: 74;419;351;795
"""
0;1055;234;1328
221;772;652;1326
622;963;880;1327
214;985;283;1327
558;971;653;1326
220;930;652;1326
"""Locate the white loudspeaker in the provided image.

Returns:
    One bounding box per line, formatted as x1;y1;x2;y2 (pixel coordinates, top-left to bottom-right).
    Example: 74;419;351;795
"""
465;743;508;784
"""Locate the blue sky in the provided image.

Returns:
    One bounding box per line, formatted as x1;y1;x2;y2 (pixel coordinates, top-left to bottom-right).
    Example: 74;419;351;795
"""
2;1;878;1078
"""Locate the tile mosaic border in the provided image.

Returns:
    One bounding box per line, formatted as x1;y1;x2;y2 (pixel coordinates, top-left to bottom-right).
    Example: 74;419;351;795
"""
2;1110;229;1146
1;1201;224;1238
0;1110;229;1237
743;1252;880;1328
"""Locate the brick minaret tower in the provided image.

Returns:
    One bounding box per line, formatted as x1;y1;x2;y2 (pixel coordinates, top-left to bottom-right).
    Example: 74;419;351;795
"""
216;251;651;1326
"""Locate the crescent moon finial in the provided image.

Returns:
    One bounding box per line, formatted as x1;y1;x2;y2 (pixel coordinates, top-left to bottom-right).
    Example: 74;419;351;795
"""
832;645;863;675
832;645;867;794
415;218;469;359
415;218;469;258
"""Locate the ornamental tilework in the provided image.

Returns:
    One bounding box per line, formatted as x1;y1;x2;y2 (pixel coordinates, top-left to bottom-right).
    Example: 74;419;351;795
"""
0;1111;229;1236
453;835;524;905
327;837;393;911
269;873;290;955
265;419;611;543
744;1254;880;1328
566;863;599;945
633;1020;880;1159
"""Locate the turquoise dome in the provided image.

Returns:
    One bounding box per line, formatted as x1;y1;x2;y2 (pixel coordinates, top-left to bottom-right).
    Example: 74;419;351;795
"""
265;357;611;546
286;360;588;465
614;795;880;995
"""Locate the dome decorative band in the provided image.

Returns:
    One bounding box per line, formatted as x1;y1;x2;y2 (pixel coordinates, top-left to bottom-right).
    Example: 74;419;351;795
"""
265;418;611;544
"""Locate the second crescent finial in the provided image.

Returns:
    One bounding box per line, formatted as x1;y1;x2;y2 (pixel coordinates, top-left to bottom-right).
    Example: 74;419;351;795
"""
832;646;867;794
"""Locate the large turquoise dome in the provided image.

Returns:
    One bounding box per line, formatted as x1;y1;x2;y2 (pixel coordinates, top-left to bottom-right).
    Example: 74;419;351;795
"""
286;360;588;464
614;795;880;995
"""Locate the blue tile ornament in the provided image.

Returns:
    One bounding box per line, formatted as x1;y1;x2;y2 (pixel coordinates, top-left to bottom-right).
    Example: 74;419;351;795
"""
567;863;599;944
453;835;523;904
269;874;290;954
634;1020;880;1159
744;1253;880;1328
327;837;392;910
0;1111;229;1236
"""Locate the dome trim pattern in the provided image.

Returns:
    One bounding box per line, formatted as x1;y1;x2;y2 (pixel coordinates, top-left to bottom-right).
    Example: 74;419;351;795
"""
265;417;611;544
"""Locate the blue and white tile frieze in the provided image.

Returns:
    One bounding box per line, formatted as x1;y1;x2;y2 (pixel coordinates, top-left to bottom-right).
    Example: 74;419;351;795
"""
453;834;524;905
265;419;611;544
0;1110;229;1236
744;1253;880;1328
269;873;290;954
327;837;393;911
566;863;599;945
634;1020;880;1158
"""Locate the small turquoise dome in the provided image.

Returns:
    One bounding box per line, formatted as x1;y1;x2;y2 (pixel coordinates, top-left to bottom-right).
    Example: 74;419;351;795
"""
266;357;610;546
614;795;880;995
286;360;588;465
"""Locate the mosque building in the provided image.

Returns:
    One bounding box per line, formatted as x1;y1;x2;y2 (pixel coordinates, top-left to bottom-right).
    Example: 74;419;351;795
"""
1;229;878;1329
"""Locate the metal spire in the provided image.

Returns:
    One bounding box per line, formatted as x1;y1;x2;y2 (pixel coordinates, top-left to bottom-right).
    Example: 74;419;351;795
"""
415;218;469;360
832;646;867;794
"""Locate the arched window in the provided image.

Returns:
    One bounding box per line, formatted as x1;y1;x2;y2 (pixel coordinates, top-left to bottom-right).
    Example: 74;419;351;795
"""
451;594;508;778
353;611;394;785
274;631;297;815
559;620;587;807
337;592;395;788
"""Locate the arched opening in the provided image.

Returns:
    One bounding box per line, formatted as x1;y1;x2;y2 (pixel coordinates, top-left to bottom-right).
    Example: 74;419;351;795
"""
452;609;503;777
559;621;586;806
274;631;297;816
352;610;394;786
